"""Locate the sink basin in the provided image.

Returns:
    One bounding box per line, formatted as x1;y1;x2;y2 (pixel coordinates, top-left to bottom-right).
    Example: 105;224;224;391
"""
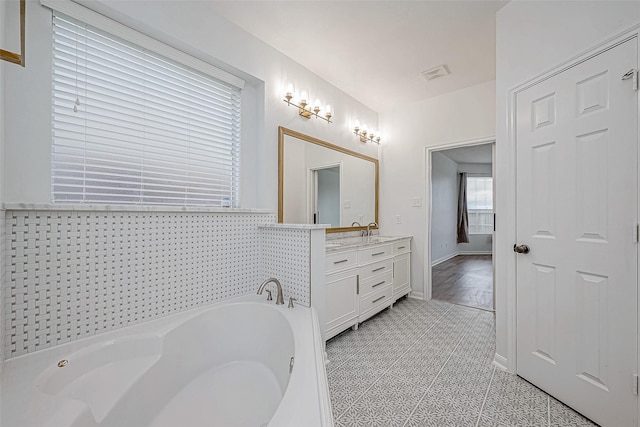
325;242;343;248
326;236;399;248
370;236;396;242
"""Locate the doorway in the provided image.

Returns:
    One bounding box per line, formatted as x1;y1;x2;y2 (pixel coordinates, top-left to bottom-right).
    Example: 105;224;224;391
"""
426;139;496;311
310;164;341;227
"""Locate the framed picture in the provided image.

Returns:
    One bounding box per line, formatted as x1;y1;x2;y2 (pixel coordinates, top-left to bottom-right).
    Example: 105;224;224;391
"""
0;0;25;66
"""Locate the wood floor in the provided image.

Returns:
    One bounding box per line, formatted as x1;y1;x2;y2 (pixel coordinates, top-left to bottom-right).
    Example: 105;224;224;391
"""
432;254;493;311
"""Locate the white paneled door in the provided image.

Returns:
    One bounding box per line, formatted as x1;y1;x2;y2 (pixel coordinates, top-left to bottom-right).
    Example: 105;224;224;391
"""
516;38;638;427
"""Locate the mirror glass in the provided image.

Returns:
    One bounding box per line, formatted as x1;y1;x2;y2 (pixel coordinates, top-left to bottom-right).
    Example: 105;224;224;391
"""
278;127;378;233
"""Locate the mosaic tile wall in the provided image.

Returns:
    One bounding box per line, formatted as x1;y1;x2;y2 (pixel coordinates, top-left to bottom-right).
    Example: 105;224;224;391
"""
4;210;276;357
259;227;311;307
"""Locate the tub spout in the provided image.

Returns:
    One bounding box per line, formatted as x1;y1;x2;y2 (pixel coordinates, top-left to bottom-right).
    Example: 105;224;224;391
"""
257;278;285;305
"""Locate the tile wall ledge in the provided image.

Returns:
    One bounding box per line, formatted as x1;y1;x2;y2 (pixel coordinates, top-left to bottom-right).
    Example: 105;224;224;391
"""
259;224;329;230
2;203;274;214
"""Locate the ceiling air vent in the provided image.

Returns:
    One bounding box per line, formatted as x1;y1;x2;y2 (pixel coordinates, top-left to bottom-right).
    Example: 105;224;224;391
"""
421;64;451;81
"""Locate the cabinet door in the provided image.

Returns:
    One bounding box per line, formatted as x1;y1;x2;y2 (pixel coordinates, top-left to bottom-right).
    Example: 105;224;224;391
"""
326;268;359;340
393;254;410;295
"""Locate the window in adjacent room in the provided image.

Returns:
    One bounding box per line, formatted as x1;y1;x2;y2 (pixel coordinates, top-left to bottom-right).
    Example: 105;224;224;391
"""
466;176;493;234
51;13;242;207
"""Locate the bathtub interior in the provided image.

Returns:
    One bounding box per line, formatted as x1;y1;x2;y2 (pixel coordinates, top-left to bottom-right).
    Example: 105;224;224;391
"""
35;334;163;422
34;302;296;427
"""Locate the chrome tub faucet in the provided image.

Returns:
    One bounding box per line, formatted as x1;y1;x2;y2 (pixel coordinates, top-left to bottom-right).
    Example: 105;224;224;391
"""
257;278;285;305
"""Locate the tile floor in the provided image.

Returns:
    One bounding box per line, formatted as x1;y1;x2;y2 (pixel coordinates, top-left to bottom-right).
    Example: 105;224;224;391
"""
432;255;493;311
325;297;598;427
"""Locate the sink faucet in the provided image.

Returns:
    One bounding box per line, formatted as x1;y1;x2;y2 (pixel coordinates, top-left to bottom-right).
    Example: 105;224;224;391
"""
366;222;378;237
257;278;285;305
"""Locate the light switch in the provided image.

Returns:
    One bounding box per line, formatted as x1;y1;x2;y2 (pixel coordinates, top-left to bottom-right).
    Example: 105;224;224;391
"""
412;197;422;207
395;215;401;224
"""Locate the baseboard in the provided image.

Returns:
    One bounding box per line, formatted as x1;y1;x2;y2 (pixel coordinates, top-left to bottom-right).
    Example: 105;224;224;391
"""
493;353;508;371
408;291;424;300
431;252;459;267
458;251;492;255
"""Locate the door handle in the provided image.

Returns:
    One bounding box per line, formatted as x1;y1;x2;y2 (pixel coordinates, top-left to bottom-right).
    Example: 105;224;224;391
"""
513;244;530;254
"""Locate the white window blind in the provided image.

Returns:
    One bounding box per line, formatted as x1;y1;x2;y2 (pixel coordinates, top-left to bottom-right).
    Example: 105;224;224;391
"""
467;176;493;234
52;13;241;206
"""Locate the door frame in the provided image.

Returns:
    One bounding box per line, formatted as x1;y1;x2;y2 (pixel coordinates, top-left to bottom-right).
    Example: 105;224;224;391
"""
307;161;343;225
423;137;496;303
500;24;640;383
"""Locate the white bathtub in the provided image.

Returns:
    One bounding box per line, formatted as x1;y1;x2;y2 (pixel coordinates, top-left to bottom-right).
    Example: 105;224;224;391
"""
2;295;334;427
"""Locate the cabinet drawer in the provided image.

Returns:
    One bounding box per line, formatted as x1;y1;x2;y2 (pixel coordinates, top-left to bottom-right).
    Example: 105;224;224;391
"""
358;244;393;264
360;270;393;297
393;240;411;255
359;258;393;281
359;285;393;315
326;250;358;273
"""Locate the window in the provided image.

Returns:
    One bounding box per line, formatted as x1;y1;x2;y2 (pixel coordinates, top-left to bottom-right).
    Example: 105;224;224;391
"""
467;176;493;234
51;13;241;206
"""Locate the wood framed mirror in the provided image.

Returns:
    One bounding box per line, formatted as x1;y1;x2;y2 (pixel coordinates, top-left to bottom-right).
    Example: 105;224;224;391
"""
278;126;378;233
0;0;26;67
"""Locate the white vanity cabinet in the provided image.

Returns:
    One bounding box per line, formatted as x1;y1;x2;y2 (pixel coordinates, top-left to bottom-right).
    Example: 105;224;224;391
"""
357;244;394;323
392;239;412;299
325;236;412;340
325;250;360;340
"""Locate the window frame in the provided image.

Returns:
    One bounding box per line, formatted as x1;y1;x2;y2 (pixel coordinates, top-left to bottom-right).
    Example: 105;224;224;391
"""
466;174;494;235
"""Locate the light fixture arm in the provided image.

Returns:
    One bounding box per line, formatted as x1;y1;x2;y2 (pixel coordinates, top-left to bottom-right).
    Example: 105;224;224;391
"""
284;94;332;123
353;127;381;144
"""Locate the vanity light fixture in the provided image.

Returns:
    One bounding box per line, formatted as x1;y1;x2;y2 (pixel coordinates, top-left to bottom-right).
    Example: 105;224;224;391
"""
283;85;332;123
353;121;381;144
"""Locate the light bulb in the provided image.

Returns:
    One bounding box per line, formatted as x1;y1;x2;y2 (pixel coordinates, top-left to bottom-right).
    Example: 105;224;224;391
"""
300;91;308;104
285;83;294;97
325;105;331;114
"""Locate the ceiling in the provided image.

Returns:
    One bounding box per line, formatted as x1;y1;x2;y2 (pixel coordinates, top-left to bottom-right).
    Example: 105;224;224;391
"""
438;143;493;164
206;1;508;113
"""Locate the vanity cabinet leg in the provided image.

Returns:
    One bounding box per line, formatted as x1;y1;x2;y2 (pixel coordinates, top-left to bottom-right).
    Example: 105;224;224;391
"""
352;323;359;331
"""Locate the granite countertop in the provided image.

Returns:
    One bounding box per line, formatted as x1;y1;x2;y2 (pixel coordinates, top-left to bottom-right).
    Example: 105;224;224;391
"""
325;235;412;253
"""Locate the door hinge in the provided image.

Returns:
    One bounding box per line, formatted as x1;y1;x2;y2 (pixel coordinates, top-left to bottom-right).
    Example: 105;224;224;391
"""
634;224;639;243
633;374;638;395
622;69;638;91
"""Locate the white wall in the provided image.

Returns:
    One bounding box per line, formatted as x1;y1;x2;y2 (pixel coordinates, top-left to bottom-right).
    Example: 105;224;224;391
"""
3;0;379;208
458;163;491;175
283;139;307;223
379;80;496;299
430;152;458;265
495;0;640;370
